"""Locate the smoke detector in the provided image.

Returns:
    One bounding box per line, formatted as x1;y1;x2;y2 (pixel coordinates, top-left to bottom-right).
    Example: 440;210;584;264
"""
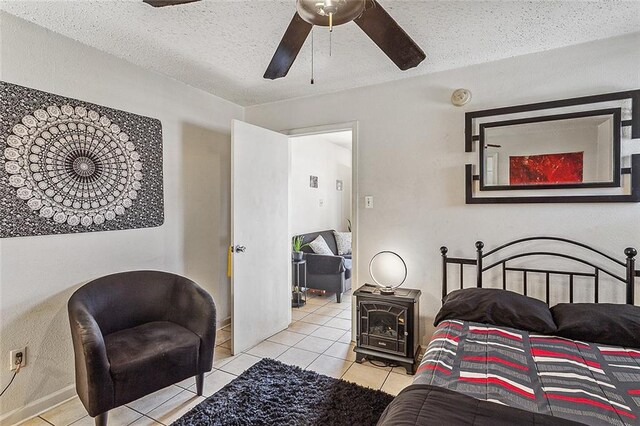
451;88;472;107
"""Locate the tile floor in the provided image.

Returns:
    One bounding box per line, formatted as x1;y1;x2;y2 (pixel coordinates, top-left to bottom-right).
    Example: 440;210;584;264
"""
20;291;415;426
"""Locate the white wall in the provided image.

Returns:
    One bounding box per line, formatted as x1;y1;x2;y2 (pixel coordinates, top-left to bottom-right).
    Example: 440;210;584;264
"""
246;32;640;342
290;134;352;235
0;13;242;423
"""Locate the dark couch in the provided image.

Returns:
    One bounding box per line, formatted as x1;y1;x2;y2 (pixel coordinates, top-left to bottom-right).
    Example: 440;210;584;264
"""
68;270;216;426
297;230;352;303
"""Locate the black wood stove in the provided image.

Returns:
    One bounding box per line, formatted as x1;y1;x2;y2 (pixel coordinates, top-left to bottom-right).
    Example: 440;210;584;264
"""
354;284;421;374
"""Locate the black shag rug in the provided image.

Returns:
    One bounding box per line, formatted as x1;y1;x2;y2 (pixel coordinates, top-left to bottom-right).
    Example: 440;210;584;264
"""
171;358;395;426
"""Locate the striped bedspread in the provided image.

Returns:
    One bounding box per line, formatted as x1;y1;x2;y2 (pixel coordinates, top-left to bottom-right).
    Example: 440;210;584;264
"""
413;320;640;425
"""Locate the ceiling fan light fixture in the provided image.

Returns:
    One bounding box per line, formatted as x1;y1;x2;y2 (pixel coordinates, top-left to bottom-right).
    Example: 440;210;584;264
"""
296;0;366;27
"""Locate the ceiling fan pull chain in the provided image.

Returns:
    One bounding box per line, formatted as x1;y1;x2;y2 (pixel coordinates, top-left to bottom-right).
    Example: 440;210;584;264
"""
329;28;332;57
310;27;315;84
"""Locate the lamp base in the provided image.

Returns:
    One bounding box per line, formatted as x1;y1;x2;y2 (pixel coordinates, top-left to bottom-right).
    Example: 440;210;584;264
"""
379;286;396;295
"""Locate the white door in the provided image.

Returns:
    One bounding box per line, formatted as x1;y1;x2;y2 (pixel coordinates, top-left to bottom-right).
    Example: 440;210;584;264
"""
231;120;290;354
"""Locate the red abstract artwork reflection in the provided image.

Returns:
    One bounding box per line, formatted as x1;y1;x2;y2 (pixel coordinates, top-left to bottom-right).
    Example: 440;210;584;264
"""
509;152;584;185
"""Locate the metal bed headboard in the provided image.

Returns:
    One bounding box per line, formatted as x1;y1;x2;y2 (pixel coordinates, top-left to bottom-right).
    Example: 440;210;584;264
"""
440;237;638;305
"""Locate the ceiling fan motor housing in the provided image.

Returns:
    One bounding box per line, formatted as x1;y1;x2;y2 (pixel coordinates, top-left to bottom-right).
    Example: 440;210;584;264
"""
296;0;366;26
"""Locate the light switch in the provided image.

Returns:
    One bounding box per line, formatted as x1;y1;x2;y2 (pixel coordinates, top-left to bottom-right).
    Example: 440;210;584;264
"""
365;196;374;209
319;198;324;207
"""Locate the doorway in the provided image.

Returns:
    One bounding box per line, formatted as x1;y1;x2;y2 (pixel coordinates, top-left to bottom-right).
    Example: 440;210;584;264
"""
287;122;358;348
226;120;357;357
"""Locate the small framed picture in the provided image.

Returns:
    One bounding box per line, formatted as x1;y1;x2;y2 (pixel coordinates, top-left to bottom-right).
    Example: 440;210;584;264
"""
310;176;318;188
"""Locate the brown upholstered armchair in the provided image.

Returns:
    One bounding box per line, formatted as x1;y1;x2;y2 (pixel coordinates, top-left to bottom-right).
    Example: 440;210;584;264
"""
68;270;216;426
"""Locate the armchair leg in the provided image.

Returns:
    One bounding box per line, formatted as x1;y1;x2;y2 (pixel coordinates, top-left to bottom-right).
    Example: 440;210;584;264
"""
196;372;204;396
336;293;342;303
95;412;108;426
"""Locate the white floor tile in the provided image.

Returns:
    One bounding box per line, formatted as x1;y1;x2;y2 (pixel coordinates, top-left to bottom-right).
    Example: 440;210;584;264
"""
218;353;262;376
337;300;352;308
291;310;309;321
287;321;321;335
267;330;306;346
310;326;346;341
323;341;357;361
338;331;353;343
296;304;319;313
313;306;343;317
70;406;141;426
381;372;415;396
305;297;331;307
294;335;334;353
245;340;289;359
335;309;352;320
146;390;204;425
16;417;51;426
40;397;88;425
306;354;353;379
299;313;332;325
187;369;236;397
175;375;197;390
276;347;320;369
128;416;163;426
325;317;351;330
126;385;182;414
342;363;389;390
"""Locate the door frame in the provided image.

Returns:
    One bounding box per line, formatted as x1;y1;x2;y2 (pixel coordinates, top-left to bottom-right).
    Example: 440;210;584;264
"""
285;121;359;340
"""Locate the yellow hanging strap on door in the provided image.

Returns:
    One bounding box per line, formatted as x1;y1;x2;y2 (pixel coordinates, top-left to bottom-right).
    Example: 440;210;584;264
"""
227;246;233;278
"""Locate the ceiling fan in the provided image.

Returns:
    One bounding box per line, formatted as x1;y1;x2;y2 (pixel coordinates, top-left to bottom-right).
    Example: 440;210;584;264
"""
143;0;426;80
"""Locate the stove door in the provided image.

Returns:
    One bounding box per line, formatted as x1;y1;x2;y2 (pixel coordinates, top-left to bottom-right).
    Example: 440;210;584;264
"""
358;301;407;355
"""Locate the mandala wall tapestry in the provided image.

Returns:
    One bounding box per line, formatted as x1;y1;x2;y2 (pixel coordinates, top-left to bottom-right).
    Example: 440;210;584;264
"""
509;151;584;185
0;81;164;238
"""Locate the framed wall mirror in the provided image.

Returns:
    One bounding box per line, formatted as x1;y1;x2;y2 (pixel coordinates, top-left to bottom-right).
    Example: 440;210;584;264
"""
479;109;621;190
465;89;640;204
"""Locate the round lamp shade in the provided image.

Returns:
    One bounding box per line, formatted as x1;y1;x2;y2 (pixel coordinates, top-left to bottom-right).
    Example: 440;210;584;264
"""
369;251;407;292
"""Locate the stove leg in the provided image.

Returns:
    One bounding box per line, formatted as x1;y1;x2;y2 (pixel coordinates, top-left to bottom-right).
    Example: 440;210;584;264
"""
355;353;366;364
404;363;415;375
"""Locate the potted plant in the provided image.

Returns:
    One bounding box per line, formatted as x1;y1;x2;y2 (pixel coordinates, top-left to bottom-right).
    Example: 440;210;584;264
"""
292;236;309;261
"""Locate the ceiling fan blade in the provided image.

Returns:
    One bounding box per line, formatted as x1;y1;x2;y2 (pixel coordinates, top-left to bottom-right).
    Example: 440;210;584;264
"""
264;13;313;80
143;0;200;7
354;0;426;71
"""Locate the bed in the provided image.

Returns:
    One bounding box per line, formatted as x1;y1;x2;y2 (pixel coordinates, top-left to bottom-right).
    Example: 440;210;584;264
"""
377;237;640;426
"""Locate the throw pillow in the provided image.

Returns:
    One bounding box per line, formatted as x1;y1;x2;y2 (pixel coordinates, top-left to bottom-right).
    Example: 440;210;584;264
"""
434;288;557;334
308;235;333;255
551;303;640;348
333;231;352;255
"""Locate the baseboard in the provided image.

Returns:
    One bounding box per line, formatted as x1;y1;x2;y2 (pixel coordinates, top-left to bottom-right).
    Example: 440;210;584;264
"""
217;316;230;329
1;384;76;426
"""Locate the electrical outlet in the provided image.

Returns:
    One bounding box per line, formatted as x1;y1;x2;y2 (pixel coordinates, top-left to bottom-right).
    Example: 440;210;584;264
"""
9;347;26;371
365;196;374;209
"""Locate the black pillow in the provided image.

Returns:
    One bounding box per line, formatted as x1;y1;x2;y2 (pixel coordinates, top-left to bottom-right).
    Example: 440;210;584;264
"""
551;303;640;348
434;288;557;334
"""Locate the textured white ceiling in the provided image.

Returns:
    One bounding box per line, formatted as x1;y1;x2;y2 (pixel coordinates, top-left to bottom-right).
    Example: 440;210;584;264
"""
2;0;640;106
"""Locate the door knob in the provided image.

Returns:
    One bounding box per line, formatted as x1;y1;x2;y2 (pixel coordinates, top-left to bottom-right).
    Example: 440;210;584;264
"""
234;245;246;253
